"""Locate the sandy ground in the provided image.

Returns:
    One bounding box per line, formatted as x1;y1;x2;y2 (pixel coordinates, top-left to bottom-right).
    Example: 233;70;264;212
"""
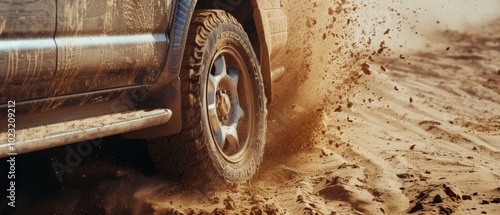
2;0;499;215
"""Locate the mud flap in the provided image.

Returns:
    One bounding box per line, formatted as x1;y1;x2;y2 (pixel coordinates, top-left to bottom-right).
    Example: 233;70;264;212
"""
123;77;182;139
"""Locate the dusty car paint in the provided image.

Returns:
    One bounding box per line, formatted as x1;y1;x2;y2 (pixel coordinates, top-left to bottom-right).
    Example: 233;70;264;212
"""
0;0;57;104
0;0;173;116
49;0;171;96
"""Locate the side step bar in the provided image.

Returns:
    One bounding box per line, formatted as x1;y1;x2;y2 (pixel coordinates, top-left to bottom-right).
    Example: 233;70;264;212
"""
0;109;172;158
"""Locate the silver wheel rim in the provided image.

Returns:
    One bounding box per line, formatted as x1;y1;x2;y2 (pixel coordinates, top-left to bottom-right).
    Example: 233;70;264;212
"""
207;48;253;163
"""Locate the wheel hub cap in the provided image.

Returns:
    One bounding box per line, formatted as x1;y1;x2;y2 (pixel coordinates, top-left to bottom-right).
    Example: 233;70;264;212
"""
207;51;253;163
217;90;231;118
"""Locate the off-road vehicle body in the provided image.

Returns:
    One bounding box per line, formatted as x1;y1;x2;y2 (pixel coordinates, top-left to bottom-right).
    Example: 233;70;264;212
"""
0;0;287;182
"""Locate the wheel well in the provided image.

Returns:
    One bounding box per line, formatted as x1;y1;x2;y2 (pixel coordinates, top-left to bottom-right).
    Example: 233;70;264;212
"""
195;0;261;64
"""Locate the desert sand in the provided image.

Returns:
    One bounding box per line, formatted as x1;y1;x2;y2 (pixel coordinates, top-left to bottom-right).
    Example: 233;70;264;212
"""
2;0;499;214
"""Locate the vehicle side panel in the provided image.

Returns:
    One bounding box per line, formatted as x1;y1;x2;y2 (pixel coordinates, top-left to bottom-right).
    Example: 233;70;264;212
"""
0;0;57;104
49;0;171;97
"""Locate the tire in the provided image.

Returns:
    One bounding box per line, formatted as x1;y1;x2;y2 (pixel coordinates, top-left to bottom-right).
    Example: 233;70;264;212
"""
148;10;266;184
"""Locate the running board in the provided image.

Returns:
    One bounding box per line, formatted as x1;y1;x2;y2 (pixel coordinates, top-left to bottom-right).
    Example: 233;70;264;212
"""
0;109;172;158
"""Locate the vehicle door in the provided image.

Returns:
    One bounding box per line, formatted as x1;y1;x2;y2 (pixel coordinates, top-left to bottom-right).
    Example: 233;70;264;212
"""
50;0;171;97
0;0;57;104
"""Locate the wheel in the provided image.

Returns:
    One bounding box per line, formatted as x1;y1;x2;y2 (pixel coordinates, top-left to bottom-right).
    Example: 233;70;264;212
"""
148;10;267;184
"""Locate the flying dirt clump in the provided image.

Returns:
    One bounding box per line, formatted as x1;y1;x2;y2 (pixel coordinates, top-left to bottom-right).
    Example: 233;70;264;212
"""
361;63;372;75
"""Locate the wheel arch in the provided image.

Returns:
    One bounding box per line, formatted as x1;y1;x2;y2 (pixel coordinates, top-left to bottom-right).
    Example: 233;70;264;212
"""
193;0;288;103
